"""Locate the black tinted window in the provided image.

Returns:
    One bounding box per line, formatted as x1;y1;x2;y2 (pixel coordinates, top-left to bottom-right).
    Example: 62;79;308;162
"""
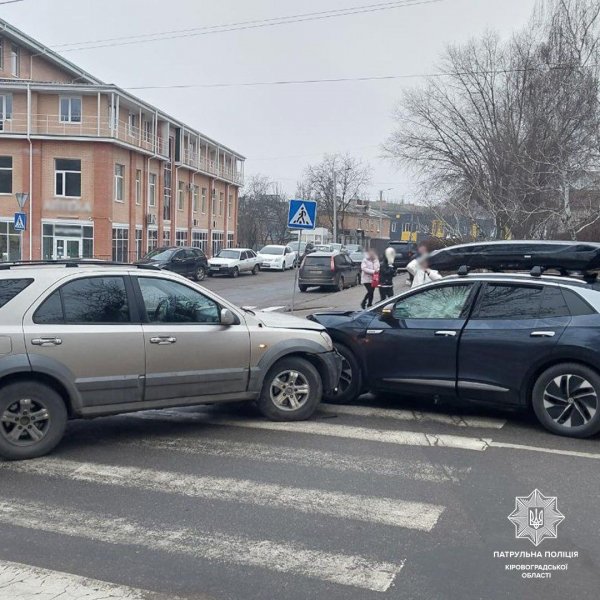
0;278;33;308
539;287;570;318
34;290;63;324
563;289;595;316
475;285;543;319
304;256;331;268
35;277;130;324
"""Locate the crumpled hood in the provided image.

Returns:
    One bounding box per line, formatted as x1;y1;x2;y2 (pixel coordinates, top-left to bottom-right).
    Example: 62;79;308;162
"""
254;310;324;331
209;258;237;266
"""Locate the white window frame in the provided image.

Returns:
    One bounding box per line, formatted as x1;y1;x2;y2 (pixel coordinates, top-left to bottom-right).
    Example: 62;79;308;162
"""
128;112;138;137
147;228;158;253
192;185;199;213
175;229;188;246
59;96;82;124
10;43;19;77
135;227;143;259
112;226;129;262
219;192;224;216
0;156;12;195
201;188;207;214
227;193;233;220
135;169;142;205
148;173;157;208
177;181;185;212
114;164;125;202
55;159;81;198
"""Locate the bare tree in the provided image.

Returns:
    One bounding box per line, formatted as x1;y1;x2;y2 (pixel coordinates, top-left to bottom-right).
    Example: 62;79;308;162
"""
299;154;371;239
386;0;600;240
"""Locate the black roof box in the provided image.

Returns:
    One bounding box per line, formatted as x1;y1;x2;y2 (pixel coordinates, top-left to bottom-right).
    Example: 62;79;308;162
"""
427;241;600;273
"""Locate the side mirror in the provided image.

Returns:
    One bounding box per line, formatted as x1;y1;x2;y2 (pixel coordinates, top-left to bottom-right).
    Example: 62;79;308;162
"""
220;308;237;326
381;306;396;322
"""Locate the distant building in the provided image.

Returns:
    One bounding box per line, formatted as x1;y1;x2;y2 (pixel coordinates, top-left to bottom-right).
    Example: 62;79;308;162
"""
0;18;244;262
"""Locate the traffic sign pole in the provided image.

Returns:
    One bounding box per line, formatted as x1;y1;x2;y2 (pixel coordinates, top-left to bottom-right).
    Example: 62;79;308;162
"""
291;229;302;312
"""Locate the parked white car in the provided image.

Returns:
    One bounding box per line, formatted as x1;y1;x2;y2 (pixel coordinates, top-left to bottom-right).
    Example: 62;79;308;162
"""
257;245;298;271
208;248;260;278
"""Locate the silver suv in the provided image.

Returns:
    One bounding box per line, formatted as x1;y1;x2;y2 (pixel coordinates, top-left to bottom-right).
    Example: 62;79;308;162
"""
0;261;342;460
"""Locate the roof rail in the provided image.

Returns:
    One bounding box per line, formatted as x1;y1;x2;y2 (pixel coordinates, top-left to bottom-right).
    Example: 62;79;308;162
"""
0;260;161;271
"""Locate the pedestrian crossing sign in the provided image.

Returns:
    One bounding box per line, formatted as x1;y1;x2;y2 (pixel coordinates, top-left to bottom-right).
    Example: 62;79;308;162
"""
288;199;317;230
14;212;26;232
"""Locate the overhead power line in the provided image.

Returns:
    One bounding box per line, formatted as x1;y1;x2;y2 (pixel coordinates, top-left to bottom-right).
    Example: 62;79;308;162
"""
123;63;600;91
0;0;25;4
52;0;443;52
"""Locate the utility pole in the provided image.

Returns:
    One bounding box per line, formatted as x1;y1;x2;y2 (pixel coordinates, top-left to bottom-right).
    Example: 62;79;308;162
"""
332;169;337;243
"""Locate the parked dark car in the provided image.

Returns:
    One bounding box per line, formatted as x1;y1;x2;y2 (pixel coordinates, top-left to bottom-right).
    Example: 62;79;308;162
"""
136;246;209;281
309;270;600;438
388;241;418;270
299;251;361;292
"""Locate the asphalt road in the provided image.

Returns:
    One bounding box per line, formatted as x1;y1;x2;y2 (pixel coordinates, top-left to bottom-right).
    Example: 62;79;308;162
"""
1;275;599;599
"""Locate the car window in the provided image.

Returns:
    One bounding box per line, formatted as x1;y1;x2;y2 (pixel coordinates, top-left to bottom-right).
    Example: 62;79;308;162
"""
138;277;220;324
0;278;33;309
241;251;249;260
304;256;331;268
173;250;186;261
393;284;474;320
539;286;570;318
34;276;130;324
562;288;595;316
474;284;543;319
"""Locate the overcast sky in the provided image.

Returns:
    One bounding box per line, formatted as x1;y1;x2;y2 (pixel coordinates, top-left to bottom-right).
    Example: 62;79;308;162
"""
3;0;538;202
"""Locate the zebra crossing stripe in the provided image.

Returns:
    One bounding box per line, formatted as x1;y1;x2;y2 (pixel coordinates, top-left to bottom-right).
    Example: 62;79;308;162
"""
119;436;471;483
0;559;186;600
0;500;402;592
200;417;492;451
319;404;507;429
1;458;444;531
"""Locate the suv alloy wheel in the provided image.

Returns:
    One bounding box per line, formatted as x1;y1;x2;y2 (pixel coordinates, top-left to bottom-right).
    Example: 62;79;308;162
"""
0;382;67;460
257;357;322;421
195;266;206;281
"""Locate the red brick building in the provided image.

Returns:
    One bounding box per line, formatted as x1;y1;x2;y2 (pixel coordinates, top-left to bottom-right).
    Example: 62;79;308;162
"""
0;18;244;262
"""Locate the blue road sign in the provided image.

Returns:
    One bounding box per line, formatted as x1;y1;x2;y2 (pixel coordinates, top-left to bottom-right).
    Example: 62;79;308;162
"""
288;199;317;230
14;212;26;232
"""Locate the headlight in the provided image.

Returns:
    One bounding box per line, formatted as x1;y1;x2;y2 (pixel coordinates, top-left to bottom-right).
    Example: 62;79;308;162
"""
319;331;333;351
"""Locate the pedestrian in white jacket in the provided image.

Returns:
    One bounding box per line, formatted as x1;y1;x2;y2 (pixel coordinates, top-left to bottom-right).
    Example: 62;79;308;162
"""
406;254;442;288
360;250;380;309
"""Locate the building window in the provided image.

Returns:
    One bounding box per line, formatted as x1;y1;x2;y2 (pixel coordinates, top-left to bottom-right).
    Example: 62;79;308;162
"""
147;229;158;253
227;233;234;248
192;185;199;213
0;157;12;194
219;192;224;216
148;173;157;208
135;228;143;259
163;229;171;246
114;164;125;202
42;223;93;260
55;159;81;198
0;220;20;261
211;232;224;257
177;181;185;211
112;227;129;262
135;169;142;205
0;38;3;70
143;120;153;142
391;222;397;233
211;190;217;216
228;193;233;220
0;94;12;124
163;164;172;221
176;230;188;246
201;188;207;213
128;113;138;137
59;96;82;123
10;44;19;77
192;230;207;252
402;222;412;233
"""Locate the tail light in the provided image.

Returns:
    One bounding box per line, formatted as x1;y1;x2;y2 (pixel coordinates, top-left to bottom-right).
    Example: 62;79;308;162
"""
330;256;335;271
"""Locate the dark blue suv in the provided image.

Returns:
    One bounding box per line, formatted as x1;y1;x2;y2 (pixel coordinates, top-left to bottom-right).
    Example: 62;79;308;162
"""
309;272;600;438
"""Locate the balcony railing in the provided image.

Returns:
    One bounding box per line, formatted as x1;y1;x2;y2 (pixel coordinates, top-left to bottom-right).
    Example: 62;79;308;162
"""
0;114;169;158
181;148;243;185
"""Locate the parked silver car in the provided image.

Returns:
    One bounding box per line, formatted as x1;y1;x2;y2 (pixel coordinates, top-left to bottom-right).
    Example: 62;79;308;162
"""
0;261;342;460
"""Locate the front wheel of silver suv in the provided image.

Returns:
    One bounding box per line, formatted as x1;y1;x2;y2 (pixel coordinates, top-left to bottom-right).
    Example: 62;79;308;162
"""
257;357;322;421
0;382;67;460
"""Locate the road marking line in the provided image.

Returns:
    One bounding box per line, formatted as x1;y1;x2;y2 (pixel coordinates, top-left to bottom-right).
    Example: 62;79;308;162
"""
259;305;285;312
1;458;444;532
0;500;402;592
0;559;186;600
201;417;492;452
120;437;471;483
488;441;600;460
319;404;506;429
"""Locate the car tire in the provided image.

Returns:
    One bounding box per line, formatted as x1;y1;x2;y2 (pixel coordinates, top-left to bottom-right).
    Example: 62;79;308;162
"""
0;382;68;460
195;266;206;282
337;277;345;292
299;285;308;293
531;363;600;438
252;265;259;275
324;344;362;404
257;357;322;421
230;267;239;278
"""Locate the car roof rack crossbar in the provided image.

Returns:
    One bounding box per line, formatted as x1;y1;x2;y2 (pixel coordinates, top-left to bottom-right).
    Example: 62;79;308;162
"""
530;266;544;278
0;260;161;271
457;265;470;276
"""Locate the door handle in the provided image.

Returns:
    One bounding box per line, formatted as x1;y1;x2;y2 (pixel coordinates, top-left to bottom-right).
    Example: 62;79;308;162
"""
435;330;457;337
150;336;177;345
366;329;384;335
31;337;62;347
530;331;556;338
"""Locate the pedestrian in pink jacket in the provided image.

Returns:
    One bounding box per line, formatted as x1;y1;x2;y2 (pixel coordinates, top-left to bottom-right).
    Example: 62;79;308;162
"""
360;249;380;309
